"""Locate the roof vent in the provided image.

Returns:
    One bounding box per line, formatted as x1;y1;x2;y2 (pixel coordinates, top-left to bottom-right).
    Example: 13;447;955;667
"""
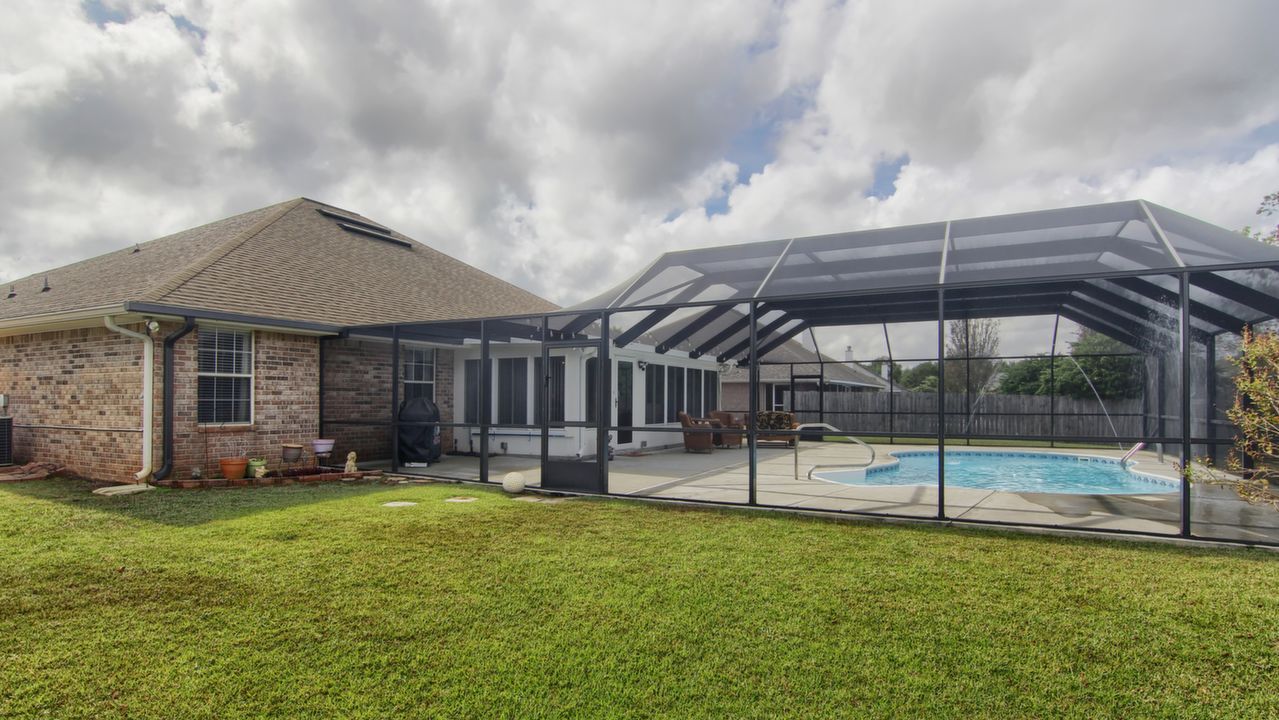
316;207;390;232
40;276;50;292
5;285;14;299
316;208;412;249
132;243;141;254
337;223;413;248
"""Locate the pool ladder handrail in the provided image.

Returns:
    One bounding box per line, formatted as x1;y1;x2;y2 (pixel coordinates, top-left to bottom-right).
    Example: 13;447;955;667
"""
793;423;876;480
1120;442;1145;465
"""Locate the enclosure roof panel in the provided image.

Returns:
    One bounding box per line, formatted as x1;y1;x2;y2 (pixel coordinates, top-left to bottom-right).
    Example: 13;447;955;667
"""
349;201;1279;363
568;200;1279;311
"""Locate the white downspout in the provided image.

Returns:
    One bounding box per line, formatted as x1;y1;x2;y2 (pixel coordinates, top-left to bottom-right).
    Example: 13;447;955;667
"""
104;316;154;482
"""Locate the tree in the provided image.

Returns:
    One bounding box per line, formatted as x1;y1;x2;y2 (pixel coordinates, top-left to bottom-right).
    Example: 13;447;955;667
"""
899;361;939;392
864;358;903;385
913;374;939;393
999;355;1051;395
1194;326;1279;507
1242;190;1279;246
944;318;1001;396
991;331;1142;399
1049;329;1142;400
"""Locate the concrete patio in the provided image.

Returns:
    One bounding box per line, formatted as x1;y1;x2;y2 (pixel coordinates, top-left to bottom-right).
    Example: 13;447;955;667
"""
387;442;1279;543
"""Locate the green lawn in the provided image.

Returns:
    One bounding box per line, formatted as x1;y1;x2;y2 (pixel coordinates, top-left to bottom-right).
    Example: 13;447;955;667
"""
2;479;1277;719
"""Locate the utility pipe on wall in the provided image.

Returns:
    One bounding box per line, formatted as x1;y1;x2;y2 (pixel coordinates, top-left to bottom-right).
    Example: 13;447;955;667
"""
153;318;196;482
104;316;156;482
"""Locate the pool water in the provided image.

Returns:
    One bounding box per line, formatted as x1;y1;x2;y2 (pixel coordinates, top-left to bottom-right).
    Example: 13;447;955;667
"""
818;450;1178;495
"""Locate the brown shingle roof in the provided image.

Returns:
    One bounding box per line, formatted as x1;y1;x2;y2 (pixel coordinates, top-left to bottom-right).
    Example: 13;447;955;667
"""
0;201;291;321
1;198;556;327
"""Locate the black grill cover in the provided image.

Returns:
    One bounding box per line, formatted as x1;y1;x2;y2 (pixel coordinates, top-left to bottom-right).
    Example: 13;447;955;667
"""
398;396;442;464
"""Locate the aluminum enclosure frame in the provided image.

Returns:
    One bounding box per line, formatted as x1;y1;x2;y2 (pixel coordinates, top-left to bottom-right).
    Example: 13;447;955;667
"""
338;200;1279;547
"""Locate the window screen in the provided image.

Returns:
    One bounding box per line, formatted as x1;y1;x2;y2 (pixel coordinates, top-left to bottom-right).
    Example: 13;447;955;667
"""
497;357;528;424
686;368;704;417
585;357;599;424
464;359;481;423
197;327;252;424
535;356;566;423
666;367;685;422
645;363;665;423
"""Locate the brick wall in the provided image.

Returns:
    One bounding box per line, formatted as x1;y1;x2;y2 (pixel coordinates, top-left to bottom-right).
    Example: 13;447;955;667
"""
321;337;455;463
435;350;455;451
0;321;327;482
168;327;320;478
320;337;393;462
0;325;146;481
721;381;763;415
0;321;474;481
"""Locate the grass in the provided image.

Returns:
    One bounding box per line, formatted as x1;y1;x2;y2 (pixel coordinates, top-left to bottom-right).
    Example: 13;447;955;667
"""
2;479;1278;719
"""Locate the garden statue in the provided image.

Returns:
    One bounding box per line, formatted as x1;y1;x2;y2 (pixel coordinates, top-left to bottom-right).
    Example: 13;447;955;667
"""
345;451;358;474
254;464;268;479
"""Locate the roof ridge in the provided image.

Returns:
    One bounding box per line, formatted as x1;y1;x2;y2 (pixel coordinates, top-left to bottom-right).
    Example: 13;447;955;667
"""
142;198;305;302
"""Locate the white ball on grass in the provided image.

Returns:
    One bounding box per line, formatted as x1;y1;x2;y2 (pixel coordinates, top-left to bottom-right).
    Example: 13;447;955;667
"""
502;472;526;494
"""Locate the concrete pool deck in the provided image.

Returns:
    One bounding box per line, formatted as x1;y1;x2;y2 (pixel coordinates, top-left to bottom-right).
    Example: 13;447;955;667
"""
385;443;1279;543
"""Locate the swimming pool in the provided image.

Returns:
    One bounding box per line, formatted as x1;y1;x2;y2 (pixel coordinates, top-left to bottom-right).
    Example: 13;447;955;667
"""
815;450;1178;495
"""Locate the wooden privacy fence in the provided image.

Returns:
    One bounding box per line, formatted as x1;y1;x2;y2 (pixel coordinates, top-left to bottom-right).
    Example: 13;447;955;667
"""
787;390;1144;438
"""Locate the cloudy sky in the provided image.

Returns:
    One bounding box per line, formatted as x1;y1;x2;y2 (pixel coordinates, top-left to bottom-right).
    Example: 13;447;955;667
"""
3;0;1278;357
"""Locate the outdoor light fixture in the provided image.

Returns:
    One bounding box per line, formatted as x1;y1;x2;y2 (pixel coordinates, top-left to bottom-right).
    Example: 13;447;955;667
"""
637;360;648;371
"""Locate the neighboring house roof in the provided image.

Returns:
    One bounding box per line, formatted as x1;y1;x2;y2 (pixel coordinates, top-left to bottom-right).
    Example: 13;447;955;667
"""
720;342;889;389
650;309;888;389
1;198;556;329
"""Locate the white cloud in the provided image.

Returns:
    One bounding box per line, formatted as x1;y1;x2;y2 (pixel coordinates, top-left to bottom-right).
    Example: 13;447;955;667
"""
2;0;1277;347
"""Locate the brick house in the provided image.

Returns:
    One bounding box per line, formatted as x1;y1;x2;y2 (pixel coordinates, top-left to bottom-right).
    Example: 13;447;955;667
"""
0;198;554;482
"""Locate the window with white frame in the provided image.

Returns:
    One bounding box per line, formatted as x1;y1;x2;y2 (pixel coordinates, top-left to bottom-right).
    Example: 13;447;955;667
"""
197;327;253;424
771;384;787;411
402;347;436;401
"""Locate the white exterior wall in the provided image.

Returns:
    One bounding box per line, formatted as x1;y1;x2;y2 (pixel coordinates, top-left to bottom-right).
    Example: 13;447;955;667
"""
450;340;722;458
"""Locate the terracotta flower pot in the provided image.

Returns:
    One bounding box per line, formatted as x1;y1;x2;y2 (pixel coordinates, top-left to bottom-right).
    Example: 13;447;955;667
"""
219;457;249;480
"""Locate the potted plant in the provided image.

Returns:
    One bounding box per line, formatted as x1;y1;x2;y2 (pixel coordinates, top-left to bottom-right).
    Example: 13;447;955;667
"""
281;444;303;463
218;454;249;480
218;437;250;481
247;457;268;478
